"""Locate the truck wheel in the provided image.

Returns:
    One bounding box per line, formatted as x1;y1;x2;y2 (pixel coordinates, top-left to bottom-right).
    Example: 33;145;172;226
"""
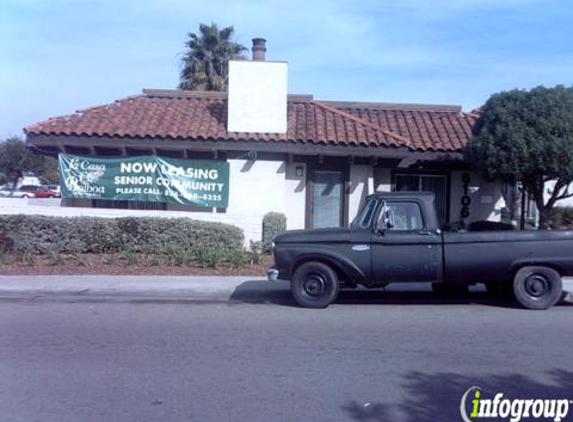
291;262;339;308
513;266;562;310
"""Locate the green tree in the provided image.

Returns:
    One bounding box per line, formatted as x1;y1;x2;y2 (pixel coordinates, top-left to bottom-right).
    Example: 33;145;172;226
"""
0;136;59;188
178;23;247;91
466;86;573;228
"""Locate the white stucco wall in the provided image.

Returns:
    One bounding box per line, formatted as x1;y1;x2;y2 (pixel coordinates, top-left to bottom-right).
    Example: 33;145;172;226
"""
349;165;374;221
283;162;307;230
450;170;505;223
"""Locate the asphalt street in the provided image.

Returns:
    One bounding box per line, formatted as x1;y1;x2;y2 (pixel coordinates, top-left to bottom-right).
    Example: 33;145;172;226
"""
0;285;572;422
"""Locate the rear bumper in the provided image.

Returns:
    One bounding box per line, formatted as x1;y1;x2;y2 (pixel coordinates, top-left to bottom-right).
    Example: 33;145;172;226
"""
267;268;280;282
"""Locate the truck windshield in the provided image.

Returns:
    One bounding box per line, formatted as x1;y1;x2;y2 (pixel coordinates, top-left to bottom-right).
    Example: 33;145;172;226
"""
351;198;378;228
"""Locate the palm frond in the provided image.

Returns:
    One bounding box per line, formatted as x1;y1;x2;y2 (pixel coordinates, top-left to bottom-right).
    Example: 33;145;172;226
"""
178;22;247;91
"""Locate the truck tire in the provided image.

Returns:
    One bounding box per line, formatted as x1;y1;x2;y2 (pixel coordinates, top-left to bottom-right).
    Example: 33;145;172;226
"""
513;266;562;310
291;262;339;308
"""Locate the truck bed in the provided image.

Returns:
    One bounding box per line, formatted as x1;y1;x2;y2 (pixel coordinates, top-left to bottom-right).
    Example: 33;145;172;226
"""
443;230;573;284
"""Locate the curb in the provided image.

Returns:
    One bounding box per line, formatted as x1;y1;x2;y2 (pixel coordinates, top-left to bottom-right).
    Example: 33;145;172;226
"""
0;276;282;302
0;276;571;305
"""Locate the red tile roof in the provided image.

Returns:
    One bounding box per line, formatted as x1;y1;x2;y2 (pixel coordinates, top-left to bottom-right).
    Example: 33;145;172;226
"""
24;89;477;152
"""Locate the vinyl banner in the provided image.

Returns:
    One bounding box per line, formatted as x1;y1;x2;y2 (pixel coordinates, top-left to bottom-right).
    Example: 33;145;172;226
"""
59;153;229;208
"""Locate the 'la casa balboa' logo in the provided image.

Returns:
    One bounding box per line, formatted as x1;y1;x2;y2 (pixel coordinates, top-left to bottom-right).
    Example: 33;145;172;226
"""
65;157;106;196
460;387;571;422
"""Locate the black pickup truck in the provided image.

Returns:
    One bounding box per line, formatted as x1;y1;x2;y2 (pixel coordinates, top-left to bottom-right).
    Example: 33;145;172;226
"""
268;192;573;310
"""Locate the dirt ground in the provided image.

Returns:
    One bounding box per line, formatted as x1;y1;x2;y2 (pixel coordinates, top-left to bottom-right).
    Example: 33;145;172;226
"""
0;253;273;276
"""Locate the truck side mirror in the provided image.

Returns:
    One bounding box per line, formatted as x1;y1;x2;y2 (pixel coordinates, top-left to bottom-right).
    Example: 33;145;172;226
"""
375;202;393;235
383;210;395;229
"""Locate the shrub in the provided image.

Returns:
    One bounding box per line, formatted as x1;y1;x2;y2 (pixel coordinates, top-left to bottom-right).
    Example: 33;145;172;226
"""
550;207;573;228
0;215;244;255
47;248;63;266
0;249;11;266
146;254;162;267
120;249;138;266
103;254;118;265
167;245;195;267
262;212;286;253
227;248;247;269
248;240;262;265
71;253;89;267
196;246;225;268
468;221;514;231
441;221;465;232
17;250;35;266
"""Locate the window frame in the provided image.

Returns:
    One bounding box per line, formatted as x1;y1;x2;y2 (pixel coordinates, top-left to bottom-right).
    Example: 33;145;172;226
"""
376;200;426;233
305;163;349;229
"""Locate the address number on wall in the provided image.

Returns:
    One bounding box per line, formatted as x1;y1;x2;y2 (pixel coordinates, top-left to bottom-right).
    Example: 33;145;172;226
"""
460;172;471;219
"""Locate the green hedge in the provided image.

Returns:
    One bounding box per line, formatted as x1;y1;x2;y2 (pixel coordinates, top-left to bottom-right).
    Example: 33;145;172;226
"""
551;207;573;228
0;215;244;254
467;221;514;231
262;212;286;252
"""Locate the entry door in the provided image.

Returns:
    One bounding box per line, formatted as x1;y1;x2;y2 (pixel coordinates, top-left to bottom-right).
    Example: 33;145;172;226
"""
309;170;344;229
370;200;442;283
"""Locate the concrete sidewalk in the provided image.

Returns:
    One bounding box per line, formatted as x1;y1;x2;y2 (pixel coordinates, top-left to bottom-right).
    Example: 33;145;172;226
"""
0;276;284;302
0;275;571;304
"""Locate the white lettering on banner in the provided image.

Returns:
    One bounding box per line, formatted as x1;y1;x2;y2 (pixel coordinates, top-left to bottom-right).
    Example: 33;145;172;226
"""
120;162;158;173
114;176;153;185
156;178;224;192
119;162;219;180
115;187;162;195
79;161;105;172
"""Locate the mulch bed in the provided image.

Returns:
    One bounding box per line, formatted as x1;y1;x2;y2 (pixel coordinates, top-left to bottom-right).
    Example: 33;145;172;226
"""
0;254;273;276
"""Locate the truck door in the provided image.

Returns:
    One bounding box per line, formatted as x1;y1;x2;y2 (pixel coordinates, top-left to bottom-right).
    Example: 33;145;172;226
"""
370;200;442;283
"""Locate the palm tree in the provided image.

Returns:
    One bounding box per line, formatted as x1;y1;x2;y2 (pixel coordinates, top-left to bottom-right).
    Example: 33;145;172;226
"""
179;23;247;91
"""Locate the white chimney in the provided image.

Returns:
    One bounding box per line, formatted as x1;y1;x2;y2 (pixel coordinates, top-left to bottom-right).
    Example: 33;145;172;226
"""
227;39;287;134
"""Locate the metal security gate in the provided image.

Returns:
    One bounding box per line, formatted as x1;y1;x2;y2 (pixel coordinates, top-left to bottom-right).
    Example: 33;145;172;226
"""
394;174;448;223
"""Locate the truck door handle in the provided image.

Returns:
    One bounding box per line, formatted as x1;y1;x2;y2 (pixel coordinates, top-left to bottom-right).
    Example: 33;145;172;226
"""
418;230;434;236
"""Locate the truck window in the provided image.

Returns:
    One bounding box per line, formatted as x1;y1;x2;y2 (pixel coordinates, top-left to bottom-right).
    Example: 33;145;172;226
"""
379;202;424;231
352;198;378;228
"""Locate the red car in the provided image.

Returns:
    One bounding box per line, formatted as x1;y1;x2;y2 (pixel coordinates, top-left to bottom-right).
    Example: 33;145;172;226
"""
18;185;60;198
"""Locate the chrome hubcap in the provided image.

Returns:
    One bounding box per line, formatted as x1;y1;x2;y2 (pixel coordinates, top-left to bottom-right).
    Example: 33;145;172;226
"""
303;274;326;297
524;274;549;297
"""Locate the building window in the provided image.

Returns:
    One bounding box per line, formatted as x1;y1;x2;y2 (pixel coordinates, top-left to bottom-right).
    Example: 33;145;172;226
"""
393;174;448;222
309;170;344;228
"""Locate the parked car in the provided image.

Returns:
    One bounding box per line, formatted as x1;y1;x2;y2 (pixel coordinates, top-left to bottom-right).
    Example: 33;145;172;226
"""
47;185;61;195
268;192;573;310
18;185;60;198
0;187;35;198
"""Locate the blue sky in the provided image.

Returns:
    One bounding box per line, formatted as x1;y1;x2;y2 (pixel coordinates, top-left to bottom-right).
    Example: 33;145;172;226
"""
1;0;572;139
